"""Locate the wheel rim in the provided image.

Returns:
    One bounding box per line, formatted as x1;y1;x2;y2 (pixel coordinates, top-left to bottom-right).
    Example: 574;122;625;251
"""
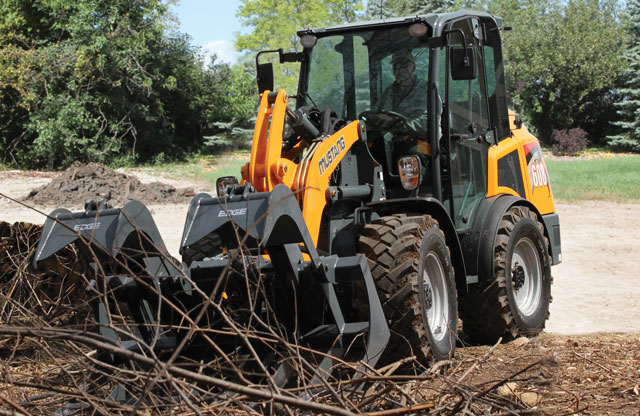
422;252;449;343
511;237;542;317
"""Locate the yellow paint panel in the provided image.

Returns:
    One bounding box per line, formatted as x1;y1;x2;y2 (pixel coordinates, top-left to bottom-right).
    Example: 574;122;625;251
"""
245;90;289;192
487;111;556;215
300;122;362;245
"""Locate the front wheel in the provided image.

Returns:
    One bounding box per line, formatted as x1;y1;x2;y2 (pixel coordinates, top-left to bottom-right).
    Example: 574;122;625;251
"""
358;214;457;367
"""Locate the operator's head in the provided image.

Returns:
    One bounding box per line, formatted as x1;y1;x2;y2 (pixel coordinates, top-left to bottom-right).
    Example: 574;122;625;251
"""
391;51;416;86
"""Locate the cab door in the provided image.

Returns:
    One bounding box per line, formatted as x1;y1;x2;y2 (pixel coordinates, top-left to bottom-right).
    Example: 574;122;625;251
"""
442;17;492;231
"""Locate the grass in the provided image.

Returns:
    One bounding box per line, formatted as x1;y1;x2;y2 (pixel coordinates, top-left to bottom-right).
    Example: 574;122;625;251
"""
194;151;250;184
116;150;251;185
546;155;640;202
115;147;638;203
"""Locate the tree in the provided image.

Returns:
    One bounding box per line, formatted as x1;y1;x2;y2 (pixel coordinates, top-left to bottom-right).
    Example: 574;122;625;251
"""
235;0;363;93
0;0;178;167
364;0;453;19
485;0;624;144
608;0;640;151
364;0;397;18
236;0;363;53
0;0;253;169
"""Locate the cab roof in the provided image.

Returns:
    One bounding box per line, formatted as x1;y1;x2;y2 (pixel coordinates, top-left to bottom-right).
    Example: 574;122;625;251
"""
297;11;501;38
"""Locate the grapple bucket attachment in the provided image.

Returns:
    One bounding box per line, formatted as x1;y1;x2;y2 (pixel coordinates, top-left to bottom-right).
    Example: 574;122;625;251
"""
34;200;170;265
32;184;389;389
33;200;183;361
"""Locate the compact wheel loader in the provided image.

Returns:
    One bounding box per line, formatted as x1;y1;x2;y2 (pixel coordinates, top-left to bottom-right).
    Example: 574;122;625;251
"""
33;11;561;388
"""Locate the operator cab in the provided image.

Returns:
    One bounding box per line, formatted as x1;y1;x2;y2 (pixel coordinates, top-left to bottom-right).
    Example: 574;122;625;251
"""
257;12;511;231
300;22;433;197
301;13;511;230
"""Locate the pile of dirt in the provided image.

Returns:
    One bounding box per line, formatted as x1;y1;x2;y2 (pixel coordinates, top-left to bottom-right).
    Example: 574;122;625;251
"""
24;162;194;207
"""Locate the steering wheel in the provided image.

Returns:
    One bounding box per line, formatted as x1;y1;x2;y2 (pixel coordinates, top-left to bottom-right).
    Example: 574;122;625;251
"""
358;110;408;131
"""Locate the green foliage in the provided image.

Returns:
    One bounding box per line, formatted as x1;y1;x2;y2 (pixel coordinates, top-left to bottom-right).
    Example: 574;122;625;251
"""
608;0;640;151
236;0;363;93
365;0;453;18
237;0;363;52
204;118;255;152
546;156;640;201
482;0;624;144
0;0;257;169
200;61;257;123
28;92;105;167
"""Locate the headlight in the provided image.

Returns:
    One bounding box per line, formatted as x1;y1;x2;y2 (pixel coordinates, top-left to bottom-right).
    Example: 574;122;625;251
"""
300;34;317;48
398;155;421;191
408;23;428;37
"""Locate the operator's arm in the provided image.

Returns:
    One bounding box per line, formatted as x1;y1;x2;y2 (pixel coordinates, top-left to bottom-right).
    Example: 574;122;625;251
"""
398;112;427;137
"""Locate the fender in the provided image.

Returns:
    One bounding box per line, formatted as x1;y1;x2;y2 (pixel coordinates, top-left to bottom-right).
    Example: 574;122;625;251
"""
475;195;554;284
358;197;468;294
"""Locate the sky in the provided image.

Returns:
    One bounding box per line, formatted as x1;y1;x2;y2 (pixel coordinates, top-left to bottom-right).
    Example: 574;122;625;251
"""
170;0;246;65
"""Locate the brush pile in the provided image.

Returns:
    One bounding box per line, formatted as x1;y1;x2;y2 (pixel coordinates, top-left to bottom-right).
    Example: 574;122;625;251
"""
1;220;638;415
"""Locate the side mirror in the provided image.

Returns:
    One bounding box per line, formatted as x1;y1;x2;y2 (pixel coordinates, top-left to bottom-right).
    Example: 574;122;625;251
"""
450;46;476;80
256;49;304;93
257;62;274;93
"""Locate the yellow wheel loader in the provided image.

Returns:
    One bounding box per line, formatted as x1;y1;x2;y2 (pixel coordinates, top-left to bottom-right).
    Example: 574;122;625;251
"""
34;11;561;390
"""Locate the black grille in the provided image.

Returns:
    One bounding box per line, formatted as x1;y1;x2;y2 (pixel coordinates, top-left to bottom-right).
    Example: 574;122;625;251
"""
498;150;525;197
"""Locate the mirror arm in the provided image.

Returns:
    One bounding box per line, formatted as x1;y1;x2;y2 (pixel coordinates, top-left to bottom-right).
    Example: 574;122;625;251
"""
256;49;283;67
429;29;472;68
281;52;305;63
256;49;304;66
442;29;471;67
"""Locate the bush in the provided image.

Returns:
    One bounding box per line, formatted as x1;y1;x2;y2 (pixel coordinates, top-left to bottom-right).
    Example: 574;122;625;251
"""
0;1;259;170
551;128;589;156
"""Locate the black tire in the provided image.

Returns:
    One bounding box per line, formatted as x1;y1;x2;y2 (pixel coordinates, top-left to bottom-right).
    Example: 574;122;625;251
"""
358;214;457;365
182;233;223;265
460;206;552;344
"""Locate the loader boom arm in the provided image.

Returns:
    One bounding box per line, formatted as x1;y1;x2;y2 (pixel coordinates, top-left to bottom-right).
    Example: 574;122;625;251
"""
243;89;363;246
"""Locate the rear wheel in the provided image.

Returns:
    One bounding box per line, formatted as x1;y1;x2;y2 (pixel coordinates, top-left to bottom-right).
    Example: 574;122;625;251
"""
358;214;457;366
460;206;551;343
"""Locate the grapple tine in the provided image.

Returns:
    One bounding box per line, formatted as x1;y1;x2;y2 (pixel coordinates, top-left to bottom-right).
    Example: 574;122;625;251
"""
33;200;170;267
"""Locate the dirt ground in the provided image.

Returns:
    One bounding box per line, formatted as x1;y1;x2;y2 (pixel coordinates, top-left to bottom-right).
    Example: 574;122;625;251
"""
1;168;640;413
451;332;640;414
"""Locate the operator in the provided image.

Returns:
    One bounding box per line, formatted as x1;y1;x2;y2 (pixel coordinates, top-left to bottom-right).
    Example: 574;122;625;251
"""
377;50;430;178
380;50;427;122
